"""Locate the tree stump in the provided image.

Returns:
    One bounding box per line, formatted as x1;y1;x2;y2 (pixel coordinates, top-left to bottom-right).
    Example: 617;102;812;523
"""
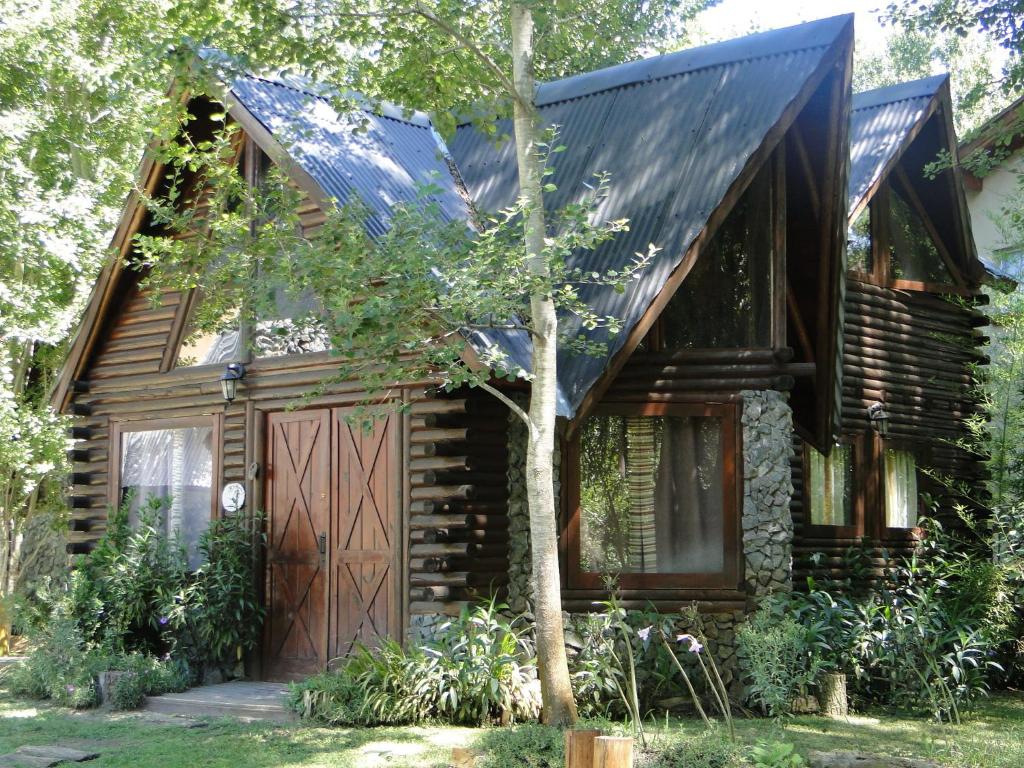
594;736;633;768
817;672;848;717
565;729;601;768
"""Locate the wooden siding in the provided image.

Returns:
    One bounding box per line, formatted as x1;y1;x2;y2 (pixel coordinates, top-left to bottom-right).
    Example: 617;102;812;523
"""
407;391;511;618
791;275;989;580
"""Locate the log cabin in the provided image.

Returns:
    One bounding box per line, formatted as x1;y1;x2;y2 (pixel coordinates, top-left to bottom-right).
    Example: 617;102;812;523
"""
51;15;988;682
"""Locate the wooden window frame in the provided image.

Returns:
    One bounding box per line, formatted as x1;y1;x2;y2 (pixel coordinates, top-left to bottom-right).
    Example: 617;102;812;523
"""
565;401;742;591
801;435;866;539
108;414;223;522
850;180;970;295
876;434;925;542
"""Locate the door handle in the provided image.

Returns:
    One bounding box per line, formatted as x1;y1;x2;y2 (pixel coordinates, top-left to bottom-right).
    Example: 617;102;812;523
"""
318;532;327;566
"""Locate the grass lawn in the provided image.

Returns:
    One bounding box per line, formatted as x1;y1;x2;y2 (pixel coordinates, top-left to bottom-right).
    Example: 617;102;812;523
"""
0;688;1021;767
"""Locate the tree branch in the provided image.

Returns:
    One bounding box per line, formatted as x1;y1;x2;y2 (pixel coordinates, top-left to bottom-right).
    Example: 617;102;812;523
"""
410;2;532;113
475;377;531;427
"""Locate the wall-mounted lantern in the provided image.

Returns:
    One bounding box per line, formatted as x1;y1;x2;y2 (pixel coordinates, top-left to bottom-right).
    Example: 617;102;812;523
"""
867;401;890;437
220;362;246;404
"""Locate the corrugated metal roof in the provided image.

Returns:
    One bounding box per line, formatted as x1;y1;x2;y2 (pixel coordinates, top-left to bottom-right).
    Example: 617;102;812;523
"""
450;15;853;418
229;74;468;238
848;74;946;218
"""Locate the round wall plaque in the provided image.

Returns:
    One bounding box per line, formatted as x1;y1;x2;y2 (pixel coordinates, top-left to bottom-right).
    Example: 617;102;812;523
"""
221;482;246;513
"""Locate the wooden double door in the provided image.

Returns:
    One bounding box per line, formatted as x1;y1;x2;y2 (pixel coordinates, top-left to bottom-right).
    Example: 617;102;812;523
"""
263;407;399;680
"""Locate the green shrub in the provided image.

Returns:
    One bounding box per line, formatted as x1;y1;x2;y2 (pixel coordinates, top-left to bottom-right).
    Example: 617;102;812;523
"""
646;730;743;768
473;724;564;768
749;741;805;768
13;495;262;709
290;598;539;726
774;519;1008;721
737;611;819;717
108;671;147;711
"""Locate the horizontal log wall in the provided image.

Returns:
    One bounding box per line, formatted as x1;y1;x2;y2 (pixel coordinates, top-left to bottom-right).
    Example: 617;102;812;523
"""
791;276;989;581
407;390;511;617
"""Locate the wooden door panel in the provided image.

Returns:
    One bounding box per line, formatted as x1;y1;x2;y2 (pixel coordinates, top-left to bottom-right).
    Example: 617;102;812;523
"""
264;410;330;680
329;409;398;660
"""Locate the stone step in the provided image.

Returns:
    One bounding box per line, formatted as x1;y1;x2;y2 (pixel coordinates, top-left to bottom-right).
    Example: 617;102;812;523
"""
142;681;296;723
0;745;99;768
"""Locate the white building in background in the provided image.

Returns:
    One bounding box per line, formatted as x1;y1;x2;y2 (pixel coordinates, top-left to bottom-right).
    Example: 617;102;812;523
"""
961;94;1024;280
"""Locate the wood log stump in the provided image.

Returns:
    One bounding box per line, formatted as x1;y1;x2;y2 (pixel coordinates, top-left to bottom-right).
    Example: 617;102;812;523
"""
594;736;633;768
818;672;848;717
565;729;601;768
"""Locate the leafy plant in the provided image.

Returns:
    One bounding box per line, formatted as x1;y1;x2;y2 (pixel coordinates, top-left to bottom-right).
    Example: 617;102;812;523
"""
647;729;742;768
290;598;539;726
108;671;147;711
737;610;821;718
188;512;265;672
748;741;805;768
473;724;564;768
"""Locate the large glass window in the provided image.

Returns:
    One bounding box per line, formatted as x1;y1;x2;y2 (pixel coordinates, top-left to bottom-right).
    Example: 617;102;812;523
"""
660;165;773;348
573;406;737;587
884;448;919;529
888;189;953;284
806;443;854;527
119;423;215;568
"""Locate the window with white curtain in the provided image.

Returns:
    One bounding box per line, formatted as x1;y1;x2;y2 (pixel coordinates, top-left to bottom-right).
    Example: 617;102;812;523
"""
806;443;854;527
119;424;214;568
884;448;919;529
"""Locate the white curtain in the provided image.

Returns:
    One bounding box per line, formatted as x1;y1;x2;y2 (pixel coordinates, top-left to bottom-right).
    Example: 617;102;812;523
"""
884;448;918;529
121;426;214;567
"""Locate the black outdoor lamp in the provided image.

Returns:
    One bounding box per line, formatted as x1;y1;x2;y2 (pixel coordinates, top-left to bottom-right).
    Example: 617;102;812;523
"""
867;401;890;437
219;362;246;403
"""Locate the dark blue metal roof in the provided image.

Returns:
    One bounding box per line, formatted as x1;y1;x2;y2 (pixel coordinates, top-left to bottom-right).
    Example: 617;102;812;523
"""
450;15;853;417
848;74;946;218
229;74;469;238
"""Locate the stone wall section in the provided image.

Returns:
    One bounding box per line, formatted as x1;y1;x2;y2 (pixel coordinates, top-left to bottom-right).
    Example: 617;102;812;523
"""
505;399;535;616
740;389;795;597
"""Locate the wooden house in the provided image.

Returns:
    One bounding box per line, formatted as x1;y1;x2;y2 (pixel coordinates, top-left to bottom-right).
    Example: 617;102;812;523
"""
52;16;988;682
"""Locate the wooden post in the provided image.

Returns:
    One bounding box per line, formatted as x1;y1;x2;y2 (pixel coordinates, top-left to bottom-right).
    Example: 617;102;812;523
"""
565;729;601;768
594;736;633;768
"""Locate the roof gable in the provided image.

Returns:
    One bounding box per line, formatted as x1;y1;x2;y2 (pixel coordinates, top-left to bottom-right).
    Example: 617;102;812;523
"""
849;74;945;219
451;15;854;418
849;75;984;285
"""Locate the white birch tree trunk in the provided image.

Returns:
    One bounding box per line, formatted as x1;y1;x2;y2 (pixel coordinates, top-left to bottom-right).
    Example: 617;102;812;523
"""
510;1;578;726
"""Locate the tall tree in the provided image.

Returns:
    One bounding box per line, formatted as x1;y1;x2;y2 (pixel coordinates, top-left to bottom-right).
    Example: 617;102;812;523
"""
136;0;712;725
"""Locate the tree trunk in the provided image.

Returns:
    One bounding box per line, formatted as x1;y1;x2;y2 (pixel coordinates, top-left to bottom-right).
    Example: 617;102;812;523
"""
509;2;578;727
818;672;848;717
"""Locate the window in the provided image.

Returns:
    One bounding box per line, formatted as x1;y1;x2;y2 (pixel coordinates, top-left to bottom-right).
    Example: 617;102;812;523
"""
806;443;854;527
884;448;919;529
660;164;773;348
887;188;953;285
176;316;242;367
569;404;739;588
252;287;330;358
117;422;216;568
847;208;871;274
